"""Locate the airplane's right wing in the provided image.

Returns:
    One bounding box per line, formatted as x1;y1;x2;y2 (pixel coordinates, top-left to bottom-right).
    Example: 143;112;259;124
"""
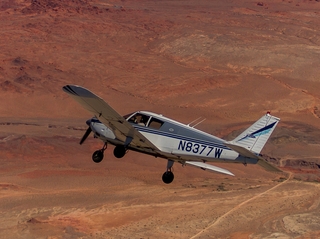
63;85;159;153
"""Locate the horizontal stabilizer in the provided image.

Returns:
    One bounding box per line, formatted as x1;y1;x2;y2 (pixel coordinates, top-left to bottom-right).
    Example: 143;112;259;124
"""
185;161;235;176
256;157;282;172
224;142;281;172
224;142;260;160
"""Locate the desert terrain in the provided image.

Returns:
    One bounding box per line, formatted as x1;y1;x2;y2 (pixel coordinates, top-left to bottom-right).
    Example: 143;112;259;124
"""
0;0;320;238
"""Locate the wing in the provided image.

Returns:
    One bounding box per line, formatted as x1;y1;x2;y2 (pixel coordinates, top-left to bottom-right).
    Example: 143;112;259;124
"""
63;85;158;152
185;161;235;176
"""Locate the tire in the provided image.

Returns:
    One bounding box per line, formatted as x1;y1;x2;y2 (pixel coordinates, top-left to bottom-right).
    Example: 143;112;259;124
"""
92;150;104;163
162;171;174;184
113;146;126;158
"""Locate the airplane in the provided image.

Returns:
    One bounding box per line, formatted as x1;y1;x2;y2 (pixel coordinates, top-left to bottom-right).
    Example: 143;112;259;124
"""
63;85;281;184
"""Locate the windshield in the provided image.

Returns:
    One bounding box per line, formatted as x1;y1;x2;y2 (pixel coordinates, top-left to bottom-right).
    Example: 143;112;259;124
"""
124;112;164;129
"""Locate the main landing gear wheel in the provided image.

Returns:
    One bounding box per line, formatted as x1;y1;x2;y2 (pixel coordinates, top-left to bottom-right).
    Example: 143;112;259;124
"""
162;171;174;184
113;145;126;158
92;150;104;163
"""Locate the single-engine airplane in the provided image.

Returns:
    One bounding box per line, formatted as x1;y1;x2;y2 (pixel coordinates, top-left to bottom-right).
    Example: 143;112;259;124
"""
63;85;281;184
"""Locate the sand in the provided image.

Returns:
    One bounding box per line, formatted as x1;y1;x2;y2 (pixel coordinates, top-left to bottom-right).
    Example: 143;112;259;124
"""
0;0;320;238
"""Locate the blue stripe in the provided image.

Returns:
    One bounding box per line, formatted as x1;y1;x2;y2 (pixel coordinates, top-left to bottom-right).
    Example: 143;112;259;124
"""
238;122;276;141
134;125;230;150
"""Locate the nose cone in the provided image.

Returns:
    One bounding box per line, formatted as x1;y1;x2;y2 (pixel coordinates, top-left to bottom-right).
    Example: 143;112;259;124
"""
86;119;92;126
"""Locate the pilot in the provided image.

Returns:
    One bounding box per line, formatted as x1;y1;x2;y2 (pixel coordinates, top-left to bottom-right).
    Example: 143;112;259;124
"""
138;116;148;126
129;116;136;123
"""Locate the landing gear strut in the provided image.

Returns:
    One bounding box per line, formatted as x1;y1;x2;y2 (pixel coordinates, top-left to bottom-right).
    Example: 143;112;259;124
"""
162;160;174;184
92;143;107;163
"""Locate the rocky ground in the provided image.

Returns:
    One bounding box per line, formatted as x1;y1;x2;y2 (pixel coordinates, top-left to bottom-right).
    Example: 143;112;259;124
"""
0;0;320;238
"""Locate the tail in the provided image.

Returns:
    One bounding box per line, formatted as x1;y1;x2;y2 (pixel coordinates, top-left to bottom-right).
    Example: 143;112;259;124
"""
230;112;280;154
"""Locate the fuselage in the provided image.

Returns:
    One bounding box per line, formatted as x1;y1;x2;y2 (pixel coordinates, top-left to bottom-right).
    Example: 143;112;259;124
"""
130;111;238;161
89;111;256;165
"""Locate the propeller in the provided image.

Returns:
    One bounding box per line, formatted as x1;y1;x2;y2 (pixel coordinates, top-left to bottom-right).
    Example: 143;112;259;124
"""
80;119;92;145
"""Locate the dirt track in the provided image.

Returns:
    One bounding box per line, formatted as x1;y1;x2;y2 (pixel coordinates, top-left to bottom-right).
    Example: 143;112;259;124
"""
0;123;319;238
190;173;294;239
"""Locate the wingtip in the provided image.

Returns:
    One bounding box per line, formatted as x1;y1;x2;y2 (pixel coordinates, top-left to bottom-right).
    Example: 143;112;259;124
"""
62;85;78;96
62;85;96;98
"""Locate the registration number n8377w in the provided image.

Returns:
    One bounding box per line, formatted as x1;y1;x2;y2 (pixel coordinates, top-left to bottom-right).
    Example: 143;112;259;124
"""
178;140;223;158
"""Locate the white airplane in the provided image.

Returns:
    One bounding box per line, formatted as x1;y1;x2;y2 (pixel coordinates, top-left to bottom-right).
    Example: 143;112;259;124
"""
63;85;281;184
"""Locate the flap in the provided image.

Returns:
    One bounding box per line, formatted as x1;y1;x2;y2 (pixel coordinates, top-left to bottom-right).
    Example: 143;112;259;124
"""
185;161;235;176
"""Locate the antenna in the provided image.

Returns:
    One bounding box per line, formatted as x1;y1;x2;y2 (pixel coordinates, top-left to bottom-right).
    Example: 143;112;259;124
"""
188;117;206;128
187;117;202;127
192;118;206;128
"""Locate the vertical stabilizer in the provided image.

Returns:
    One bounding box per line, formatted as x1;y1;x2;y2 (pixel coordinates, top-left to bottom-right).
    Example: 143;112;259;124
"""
230;113;280;154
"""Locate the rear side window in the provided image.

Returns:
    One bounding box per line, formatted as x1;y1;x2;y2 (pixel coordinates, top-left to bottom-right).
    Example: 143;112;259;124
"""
149;118;164;129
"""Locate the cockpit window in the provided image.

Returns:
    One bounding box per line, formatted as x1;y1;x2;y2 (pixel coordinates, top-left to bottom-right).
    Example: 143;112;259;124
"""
127;113;150;126
125;112;164;129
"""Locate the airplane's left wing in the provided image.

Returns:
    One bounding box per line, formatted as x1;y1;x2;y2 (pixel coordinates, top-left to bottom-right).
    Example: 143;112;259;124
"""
63;85;158;151
185;161;235;176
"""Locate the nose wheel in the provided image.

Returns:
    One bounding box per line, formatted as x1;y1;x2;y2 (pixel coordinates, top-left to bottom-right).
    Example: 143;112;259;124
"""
92;150;104;163
92;143;107;163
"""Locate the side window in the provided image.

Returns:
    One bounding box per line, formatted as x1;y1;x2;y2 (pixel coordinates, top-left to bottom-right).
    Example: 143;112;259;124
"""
149;118;164;130
128;113;149;126
138;115;149;126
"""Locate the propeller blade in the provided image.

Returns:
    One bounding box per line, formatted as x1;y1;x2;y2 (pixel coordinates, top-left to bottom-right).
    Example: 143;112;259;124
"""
80;127;92;145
